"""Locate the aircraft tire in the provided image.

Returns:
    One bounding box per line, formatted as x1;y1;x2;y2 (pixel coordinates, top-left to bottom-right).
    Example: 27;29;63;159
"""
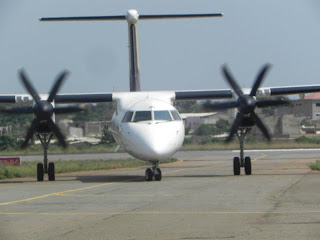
244;156;252;175
233;157;240;175
37;163;44;181
145;168;153;181
154;168;162;181
48;162;55;181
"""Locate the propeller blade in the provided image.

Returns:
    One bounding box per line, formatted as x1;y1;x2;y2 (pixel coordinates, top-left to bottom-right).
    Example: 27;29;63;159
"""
256;98;289;108
222;64;244;97
1;107;33;114
21;119;38;149
202;101;239;111
251;112;271;141
54;106;84;114
47;71;69;102
47;118;67;148
19;70;41;103
250;64;271;96
226;113;243;143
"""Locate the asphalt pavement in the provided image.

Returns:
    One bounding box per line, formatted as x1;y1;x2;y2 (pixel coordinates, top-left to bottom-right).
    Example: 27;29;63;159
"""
0;149;320;240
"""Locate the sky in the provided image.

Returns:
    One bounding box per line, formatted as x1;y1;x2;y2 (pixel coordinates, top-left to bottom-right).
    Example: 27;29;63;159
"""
0;0;319;95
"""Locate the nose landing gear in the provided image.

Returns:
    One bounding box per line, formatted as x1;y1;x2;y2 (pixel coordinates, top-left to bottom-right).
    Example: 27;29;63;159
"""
145;161;162;181
233;129;252;175
36;132;56;181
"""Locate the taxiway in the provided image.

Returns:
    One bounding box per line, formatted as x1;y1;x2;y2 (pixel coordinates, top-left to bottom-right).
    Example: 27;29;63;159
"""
0;149;320;239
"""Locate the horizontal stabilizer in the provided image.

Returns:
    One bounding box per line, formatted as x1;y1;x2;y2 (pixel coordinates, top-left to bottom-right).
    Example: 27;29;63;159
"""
40;15;127;21
40;13;223;22
139;13;223;19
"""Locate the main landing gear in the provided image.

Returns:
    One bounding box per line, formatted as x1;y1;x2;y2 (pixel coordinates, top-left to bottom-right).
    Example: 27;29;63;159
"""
145;161;162;181
233;129;252;176
36;132;55;181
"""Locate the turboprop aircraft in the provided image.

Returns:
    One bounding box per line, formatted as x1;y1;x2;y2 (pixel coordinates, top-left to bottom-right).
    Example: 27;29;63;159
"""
3;9;320;181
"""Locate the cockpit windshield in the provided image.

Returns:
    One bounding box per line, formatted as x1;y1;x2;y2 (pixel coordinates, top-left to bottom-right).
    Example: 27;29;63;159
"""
122;111;134;122
170;110;182;120
154;110;172;121
122;110;182;123
133;111;152;122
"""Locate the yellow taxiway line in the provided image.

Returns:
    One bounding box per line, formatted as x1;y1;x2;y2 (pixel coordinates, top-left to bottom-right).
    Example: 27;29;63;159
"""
0;182;117;206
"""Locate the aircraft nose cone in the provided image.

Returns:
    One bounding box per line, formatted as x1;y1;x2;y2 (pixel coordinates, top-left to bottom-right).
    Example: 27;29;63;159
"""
124;122;184;161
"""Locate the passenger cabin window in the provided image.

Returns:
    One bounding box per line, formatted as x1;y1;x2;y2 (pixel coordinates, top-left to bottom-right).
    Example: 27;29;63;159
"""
154;111;172;121
133;111;152;122
170;110;182;120
122;111;134;122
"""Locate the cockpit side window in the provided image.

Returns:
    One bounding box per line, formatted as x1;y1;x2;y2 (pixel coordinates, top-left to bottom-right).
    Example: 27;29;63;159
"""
133;111;152;122
170;110;182;120
154;110;172;121
122;111;134;122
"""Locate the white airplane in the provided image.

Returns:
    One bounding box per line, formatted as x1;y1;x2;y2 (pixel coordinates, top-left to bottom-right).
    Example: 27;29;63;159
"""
3;9;320;181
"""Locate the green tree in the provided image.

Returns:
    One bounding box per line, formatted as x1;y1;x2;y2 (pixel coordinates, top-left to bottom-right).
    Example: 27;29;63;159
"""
215;119;230;132
174;101;202;113
195;124;216;136
0;135;22;151
72;103;116;122
100;129;115;144
195;119;230;136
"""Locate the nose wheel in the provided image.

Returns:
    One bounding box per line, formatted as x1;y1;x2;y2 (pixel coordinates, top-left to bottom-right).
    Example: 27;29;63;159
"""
145;161;162;181
233;156;251;175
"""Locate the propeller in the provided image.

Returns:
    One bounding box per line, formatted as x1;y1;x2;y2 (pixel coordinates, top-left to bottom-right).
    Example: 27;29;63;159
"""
4;70;83;149
204;64;289;142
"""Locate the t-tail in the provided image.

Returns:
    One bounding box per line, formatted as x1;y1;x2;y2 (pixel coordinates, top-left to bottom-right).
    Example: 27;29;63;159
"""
40;9;223;92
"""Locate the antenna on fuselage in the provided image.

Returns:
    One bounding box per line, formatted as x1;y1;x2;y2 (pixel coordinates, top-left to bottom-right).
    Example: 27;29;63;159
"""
40;9;223;92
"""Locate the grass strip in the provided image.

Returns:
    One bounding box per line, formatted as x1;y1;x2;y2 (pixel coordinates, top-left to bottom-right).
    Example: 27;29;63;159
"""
0;158;177;179
2;142;320;156
181;142;320;151
308;160;320;170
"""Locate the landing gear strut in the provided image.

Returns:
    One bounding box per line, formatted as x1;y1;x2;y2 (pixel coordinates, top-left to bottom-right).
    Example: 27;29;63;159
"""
36;132;55;181
145;161;162;181
233;128;252;175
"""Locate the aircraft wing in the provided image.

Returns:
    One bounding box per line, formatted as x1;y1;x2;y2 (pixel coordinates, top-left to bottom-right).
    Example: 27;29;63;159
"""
174;90;233;100
174;84;320;100
0;93;113;104
3;83;320;104
0;95;17;103
268;85;320;96
55;93;113;103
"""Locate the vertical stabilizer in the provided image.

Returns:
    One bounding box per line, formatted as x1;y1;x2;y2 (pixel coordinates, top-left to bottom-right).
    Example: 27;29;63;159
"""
40;9;223;92
126;10;141;92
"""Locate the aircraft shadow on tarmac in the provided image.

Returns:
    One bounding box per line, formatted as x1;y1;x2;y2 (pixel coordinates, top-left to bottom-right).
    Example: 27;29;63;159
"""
76;174;146;183
0;172;312;184
171;172;310;178
75;172;310;183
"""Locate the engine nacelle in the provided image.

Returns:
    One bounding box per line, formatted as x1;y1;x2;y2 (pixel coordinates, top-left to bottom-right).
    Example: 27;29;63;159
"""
239;116;255;129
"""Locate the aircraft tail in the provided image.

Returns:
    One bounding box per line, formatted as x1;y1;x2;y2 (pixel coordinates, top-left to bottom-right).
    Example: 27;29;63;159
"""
40;10;223;92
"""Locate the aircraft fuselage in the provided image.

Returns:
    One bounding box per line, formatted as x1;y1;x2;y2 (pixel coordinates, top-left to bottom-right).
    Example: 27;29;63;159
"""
109;92;185;162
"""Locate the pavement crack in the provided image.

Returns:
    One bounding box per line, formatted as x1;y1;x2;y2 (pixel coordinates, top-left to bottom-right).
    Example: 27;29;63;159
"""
102;202;154;222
